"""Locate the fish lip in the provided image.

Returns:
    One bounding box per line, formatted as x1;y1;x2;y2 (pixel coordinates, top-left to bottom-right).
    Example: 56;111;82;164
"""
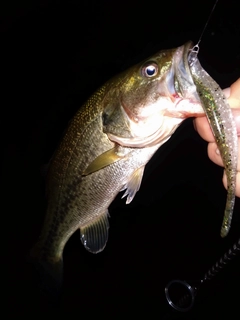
183;41;195;63
164;41;204;117
178;40;195;77
173;41;199;99
183;41;200;77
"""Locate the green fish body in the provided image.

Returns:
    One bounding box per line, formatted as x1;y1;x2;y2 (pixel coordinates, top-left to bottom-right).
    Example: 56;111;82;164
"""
31;42;237;291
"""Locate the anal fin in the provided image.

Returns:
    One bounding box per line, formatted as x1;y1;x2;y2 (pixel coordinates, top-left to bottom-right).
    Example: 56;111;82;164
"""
80;211;109;253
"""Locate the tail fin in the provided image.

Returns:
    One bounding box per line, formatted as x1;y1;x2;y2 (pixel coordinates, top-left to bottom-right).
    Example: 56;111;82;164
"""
28;247;63;301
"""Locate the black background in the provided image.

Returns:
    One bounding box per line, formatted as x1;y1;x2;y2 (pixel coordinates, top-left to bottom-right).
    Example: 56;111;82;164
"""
2;0;240;318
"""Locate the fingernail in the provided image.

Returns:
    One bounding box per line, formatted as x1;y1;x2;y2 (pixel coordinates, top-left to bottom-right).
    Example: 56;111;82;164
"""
223;87;230;98
232;109;240;136
216;148;220;155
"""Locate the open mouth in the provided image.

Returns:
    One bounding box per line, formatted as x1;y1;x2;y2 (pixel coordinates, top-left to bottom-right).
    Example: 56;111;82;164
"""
173;41;199;98
184;40;195;73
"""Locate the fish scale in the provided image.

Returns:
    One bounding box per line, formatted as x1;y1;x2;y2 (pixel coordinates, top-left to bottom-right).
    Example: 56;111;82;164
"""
31;42;237;292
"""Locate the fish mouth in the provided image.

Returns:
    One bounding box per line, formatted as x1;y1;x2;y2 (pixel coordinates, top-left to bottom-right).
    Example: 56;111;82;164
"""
171;41;203;106
173;41;195;96
162;41;204;119
107;42;204;148
183;41;195;71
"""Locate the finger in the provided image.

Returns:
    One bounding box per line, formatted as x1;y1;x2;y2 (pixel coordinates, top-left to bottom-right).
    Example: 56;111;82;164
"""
207;142;224;167
229;78;240;100
193;111;240;142
194;80;240;141
232;109;240;134
226;78;240;109
194;116;215;142
222;87;230;98
223;171;240;197
208;137;240;171
193;85;229;142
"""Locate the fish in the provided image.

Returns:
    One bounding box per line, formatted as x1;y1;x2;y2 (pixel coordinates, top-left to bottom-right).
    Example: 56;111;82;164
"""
30;41;237;292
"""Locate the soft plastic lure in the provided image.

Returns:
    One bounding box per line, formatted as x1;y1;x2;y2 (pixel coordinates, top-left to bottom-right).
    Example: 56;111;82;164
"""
189;55;238;237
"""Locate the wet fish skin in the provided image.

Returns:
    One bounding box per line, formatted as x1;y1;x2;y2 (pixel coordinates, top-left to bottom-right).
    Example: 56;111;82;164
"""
190;59;238;237
31;41;238;292
31;43;204;272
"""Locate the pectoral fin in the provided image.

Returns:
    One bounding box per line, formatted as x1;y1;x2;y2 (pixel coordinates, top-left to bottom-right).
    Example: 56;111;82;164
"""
121;166;145;204
80;211;109;253
83;146;130;176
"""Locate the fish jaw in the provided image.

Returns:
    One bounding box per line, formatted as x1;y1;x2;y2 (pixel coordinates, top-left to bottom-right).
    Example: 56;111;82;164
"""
104;42;204;148
163;41;205;117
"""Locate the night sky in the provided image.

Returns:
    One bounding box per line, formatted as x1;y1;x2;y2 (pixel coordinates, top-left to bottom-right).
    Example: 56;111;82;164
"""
2;0;240;318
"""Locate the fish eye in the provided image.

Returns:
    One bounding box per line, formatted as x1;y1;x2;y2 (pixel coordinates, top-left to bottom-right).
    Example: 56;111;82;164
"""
141;62;158;78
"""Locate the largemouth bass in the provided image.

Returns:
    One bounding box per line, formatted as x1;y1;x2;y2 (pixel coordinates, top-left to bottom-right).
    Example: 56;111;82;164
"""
31;41;237;290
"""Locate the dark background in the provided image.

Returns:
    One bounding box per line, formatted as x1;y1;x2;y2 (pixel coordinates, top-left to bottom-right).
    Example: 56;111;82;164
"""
2;0;240;318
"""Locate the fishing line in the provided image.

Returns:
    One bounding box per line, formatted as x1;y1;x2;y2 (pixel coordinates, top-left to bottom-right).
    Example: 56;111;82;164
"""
189;0;219;65
165;237;240;312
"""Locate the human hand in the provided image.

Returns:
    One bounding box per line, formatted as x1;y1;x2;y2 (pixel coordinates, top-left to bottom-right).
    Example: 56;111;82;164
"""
194;78;240;197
